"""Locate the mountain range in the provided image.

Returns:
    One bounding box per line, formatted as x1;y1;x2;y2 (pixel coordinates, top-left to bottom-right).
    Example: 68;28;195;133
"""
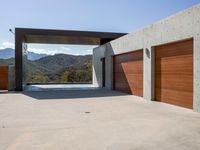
0;48;92;83
0;48;48;60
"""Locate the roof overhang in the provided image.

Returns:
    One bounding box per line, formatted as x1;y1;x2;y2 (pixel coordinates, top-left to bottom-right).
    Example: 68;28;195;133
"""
15;28;127;45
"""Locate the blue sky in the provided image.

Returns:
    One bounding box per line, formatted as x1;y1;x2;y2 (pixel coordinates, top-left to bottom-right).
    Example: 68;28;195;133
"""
0;0;200;55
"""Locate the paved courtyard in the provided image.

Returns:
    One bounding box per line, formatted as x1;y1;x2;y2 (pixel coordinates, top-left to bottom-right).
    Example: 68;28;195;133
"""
0;89;200;150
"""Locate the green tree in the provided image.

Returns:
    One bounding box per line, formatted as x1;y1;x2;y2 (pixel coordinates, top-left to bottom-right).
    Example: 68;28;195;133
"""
68;70;76;82
60;71;69;82
31;74;49;83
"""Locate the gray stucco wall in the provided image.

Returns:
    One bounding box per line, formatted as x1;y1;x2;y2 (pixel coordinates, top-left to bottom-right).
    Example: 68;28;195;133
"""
93;4;200;112
93;45;106;87
8;65;15;91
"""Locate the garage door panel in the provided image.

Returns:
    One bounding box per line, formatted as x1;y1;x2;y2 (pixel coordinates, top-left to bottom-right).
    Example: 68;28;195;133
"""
127;61;143;74
115;82;143;96
0;84;8;90
155;40;193;57
130;87;143;97
114;51;143;63
114;63;128;73
155;74;193;92
115;74;143;88
114;50;143;96
126;75;143;85
114;82;131;93
0;75;8;80
114;54;132;63
0;66;8;90
155;39;193;109
156;55;193;74
0;67;8;72
156;89;192;101
115;61;143;74
156;47;192;58
156;89;193;108
114;73;128;83
129;83;143;90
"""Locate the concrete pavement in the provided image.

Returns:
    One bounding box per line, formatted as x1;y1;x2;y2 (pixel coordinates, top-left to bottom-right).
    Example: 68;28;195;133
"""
0;89;200;150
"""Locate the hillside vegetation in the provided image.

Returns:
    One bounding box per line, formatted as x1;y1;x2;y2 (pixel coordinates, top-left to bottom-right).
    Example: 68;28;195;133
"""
0;54;92;83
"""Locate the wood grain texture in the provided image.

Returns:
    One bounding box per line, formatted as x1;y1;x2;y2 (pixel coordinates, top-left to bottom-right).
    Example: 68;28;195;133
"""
113;50;143;97
0;66;8;90
155;39;193;109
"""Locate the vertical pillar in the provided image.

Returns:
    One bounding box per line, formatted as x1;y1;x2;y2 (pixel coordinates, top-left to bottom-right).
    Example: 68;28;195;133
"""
105;55;113;90
15;29;23;91
193;35;200;112
92;46;105;88
143;46;155;100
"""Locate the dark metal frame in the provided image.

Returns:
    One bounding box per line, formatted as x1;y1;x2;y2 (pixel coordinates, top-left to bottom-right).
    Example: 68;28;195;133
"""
15;28;126;91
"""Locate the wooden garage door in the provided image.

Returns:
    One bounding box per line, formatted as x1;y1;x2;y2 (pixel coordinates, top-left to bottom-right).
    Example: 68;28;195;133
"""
0;66;9;90
113;50;143;96
155;39;193;109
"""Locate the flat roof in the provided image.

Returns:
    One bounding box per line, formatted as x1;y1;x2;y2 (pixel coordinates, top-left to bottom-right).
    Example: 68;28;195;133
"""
15;28;127;45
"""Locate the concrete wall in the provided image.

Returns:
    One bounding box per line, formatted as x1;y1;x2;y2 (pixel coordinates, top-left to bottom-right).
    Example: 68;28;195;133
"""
8;65;15;91
93;4;200;112
93;45;106;87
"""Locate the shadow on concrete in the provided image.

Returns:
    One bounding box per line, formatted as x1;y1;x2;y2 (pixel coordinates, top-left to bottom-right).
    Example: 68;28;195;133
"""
22;89;128;100
105;43;143;96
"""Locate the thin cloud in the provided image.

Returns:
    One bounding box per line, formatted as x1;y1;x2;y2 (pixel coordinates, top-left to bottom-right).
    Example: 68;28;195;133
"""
86;49;92;52
0;42;94;55
28;48;61;55
27;44;94;55
28;47;72;55
60;46;70;51
0;42;15;49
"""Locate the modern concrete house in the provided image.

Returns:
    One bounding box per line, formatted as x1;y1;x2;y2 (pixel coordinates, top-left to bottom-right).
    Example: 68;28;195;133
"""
1;3;200;149
93;4;200;112
4;3;199;112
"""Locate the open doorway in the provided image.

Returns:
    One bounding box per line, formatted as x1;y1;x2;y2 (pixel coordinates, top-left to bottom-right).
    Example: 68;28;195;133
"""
23;44;96;90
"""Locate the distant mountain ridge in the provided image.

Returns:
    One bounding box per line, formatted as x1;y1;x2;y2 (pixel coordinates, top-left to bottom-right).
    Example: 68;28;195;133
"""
0;48;48;60
35;54;92;74
0;53;92;83
0;48;14;59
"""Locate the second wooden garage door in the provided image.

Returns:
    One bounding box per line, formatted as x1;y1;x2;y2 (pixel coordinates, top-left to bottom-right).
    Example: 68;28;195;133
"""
155;39;193;109
113;50;143;96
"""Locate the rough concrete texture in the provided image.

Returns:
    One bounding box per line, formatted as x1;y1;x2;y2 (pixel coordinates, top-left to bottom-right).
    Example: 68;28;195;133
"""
1;89;200;150
8;65;15;91
93;4;200;111
194;35;200;112
93;45;106;87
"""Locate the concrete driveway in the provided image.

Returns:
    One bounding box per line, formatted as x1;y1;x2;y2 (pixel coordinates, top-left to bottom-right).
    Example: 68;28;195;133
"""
0;89;200;150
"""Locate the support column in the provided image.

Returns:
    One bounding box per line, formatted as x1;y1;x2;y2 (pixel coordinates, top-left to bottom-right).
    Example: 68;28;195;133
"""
193;35;200;112
143;46;155;100
15;29;23;91
92;46;106;88
105;55;113;90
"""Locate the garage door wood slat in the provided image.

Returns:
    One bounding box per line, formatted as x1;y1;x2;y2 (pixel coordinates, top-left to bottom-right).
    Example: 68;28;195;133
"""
155;39;193;109
114;52;143;63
